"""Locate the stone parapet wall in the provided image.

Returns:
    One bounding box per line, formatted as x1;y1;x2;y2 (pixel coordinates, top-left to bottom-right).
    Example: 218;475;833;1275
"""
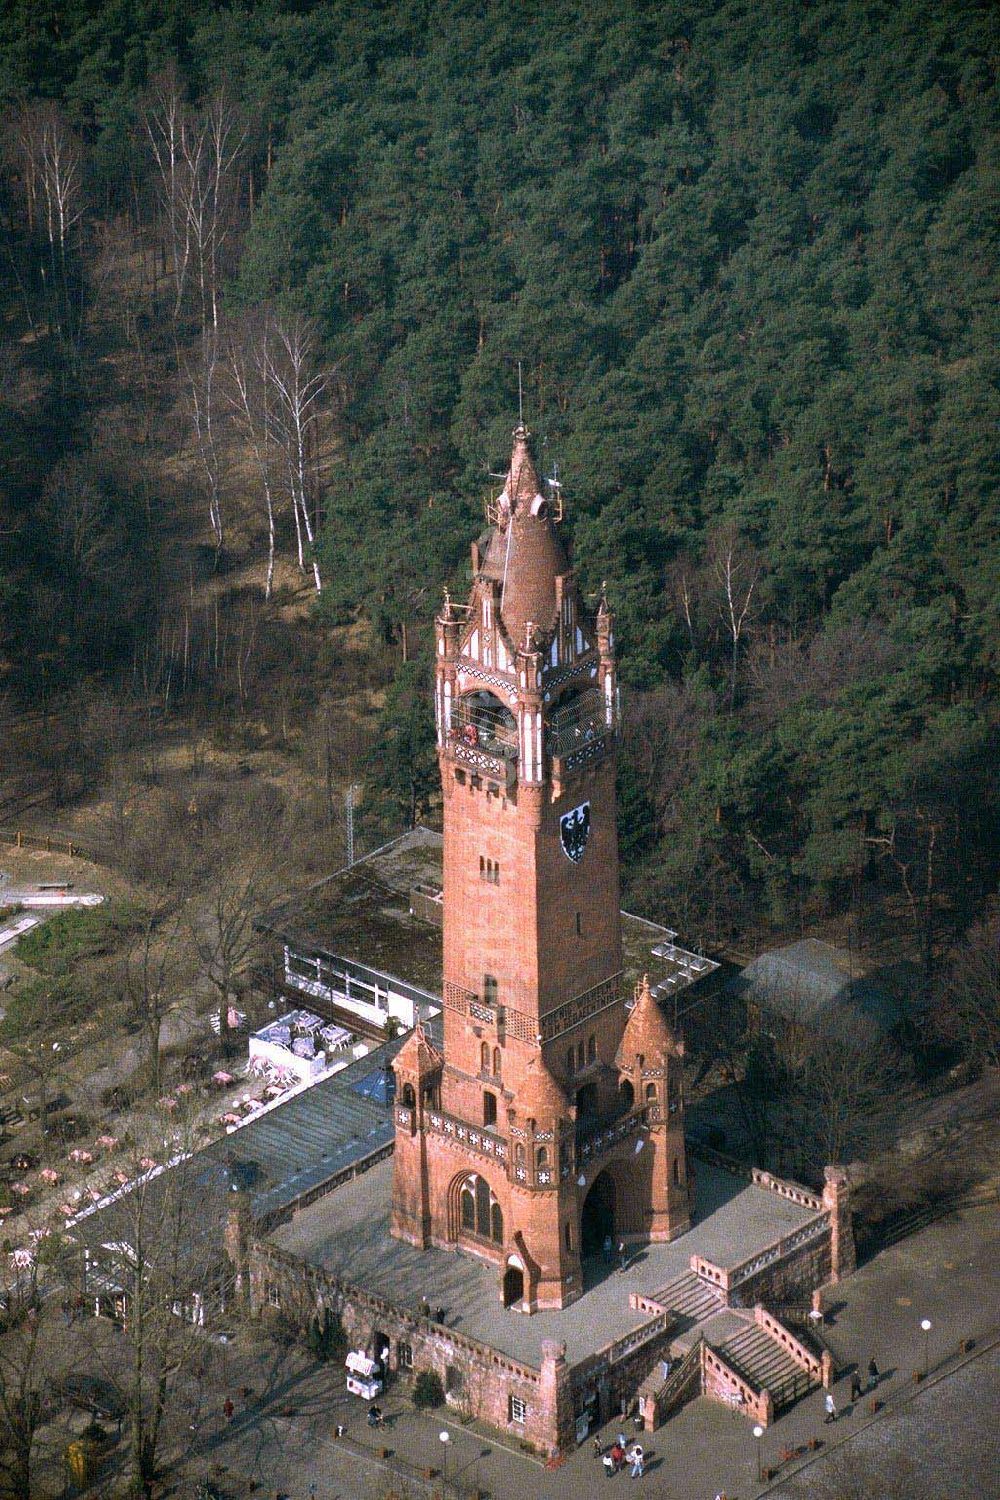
249;1241;572;1454
701;1343;773;1426
752;1304;826;1384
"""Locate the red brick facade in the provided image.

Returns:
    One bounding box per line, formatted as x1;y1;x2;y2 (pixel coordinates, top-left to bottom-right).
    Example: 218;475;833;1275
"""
390;424;690;1309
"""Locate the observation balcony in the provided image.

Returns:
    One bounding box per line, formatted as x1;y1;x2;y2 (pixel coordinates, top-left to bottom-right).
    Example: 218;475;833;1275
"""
546;688;614;779
447;694;518;785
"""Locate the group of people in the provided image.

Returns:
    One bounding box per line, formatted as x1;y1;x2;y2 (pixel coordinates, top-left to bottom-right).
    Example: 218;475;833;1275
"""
825;1358;880;1424
596;1433;646;1478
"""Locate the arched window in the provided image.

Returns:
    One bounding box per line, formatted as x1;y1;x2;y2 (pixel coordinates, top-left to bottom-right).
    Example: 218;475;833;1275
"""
567;1048;575;1075
514;1143;525;1166
483;1091;497;1127
672;1157;681;1186
577;1041;585;1069
401;1083;415;1109
637;1053;645;1068
460;1182;475;1230
484;974;498;1005
493;1047;501;1077
536;1147;549;1171
564;1222;572;1251
490;1201;504;1244
587;1034;596;1063
481;1042;490;1073
619;1079;635;1110
475;1176;491;1237
645;1082;658;1102
479;855;485;879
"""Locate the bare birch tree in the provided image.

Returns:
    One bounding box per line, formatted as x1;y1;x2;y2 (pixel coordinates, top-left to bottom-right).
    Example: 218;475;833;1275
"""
226;316;280;598
265;316;327;594
5;101;85;340
144;77;246;332
184;327;227;553
708;524;763;709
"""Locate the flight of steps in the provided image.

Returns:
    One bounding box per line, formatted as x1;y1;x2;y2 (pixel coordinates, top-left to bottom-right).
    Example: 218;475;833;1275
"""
715;1320;811;1397
654;1269;726;1324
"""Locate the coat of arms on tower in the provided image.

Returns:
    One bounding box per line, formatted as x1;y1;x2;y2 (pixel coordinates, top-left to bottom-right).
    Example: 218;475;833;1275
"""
559;801;591;863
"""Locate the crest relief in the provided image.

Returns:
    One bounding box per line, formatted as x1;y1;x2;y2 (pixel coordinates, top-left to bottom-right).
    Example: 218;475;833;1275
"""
559;801;591;863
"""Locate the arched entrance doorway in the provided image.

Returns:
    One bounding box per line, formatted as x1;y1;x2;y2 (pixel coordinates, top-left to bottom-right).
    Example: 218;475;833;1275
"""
580;1170;616;1258
503;1258;525;1308
575;1080;598;1118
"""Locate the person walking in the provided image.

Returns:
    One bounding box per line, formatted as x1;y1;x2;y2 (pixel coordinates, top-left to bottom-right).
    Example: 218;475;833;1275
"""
824;1391;837;1424
603;1234;613;1265
223;1397;234;1424
850;1370;863;1402
629;1444;644;1477
867;1357;880;1392
618;1240;628;1272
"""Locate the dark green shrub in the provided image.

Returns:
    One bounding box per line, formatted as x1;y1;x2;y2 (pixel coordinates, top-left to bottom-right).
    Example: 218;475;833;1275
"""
411;1370;444;1409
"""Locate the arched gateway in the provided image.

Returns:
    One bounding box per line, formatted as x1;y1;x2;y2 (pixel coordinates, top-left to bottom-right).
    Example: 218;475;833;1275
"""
580;1170;616;1258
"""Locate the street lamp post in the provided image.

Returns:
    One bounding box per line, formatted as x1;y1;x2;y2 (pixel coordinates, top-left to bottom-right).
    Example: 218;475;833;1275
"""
439;1429;451;1493
920;1318;932;1377
753;1423;764;1483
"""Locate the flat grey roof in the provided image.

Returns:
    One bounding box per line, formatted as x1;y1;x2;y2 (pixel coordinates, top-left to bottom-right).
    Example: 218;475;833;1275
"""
268;828;718;1013
71;1038;419;1260
269;1156;816;1369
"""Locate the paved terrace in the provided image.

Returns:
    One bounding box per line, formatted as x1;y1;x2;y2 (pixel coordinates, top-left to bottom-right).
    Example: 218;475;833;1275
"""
269;1155;817;1368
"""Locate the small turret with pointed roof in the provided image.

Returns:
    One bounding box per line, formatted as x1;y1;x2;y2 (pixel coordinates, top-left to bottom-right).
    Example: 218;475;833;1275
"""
518;1053;570;1126
394;1021;443;1081
616;974;684;1075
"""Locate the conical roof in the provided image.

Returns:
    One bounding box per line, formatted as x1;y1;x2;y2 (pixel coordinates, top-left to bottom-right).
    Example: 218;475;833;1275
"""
393;1021;443;1078
481;424;570;652
616;975;683;1071
518;1054;569;1123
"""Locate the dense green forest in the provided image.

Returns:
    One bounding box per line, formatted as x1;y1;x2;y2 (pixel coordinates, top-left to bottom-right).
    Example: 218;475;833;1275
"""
1;0;998;979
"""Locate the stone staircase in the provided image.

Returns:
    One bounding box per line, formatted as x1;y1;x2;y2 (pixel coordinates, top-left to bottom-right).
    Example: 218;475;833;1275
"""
654;1269;726;1324
715;1319;816;1410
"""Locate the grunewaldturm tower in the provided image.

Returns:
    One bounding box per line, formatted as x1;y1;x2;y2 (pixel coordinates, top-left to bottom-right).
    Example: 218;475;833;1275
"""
390;423;689;1312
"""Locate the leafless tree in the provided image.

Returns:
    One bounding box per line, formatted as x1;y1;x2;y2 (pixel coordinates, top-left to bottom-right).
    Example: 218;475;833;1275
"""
0;1253;55;1500
265;315;328;594
186;788;289;1042
4;100;85;340
120;908;193;1097
184;326;228;553
226;315;281;597
708;523;764;708
75;1134;216;1499
934;912;1000;1066
144;77;247;333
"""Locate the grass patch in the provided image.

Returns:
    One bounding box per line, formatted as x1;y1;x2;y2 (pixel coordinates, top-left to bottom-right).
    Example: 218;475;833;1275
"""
14;904;138;975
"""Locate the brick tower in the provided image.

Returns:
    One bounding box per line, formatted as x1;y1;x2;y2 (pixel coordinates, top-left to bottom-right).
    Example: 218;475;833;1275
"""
390;423;689;1310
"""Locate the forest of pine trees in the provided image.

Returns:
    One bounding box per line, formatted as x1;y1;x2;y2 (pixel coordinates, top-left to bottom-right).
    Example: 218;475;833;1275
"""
1;0;998;975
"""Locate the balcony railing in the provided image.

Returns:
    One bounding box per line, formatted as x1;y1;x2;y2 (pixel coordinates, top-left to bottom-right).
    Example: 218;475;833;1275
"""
545;688;605;760
575;1104;646;1162
449;698;519;760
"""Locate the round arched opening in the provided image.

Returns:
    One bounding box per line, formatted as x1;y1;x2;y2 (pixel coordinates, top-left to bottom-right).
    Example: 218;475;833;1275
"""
619;1078;635;1110
580;1169;616;1259
453;690;517;759
503;1260;525;1308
